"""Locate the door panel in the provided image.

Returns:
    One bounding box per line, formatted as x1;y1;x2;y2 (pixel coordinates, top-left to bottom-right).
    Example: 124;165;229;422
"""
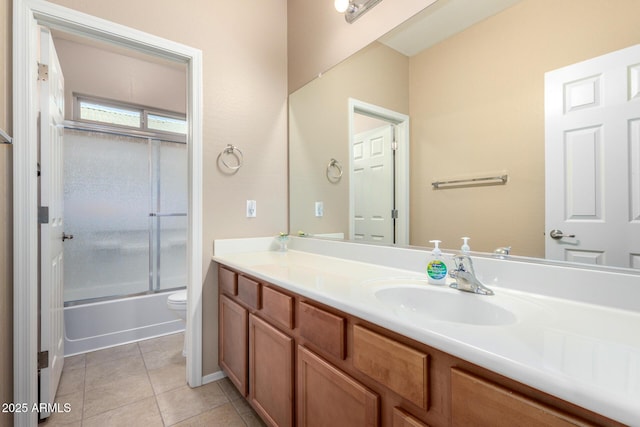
39;27;65;419
353;125;394;243
545;44;640;268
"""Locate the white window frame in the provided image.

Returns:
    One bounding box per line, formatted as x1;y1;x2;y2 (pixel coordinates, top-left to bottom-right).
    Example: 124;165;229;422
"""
74;94;188;137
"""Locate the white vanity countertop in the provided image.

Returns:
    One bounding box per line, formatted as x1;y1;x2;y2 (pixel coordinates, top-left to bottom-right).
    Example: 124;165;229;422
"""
213;243;640;426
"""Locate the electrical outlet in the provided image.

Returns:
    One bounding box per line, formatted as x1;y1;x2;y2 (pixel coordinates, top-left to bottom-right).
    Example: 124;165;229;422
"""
246;200;256;217
315;201;324;217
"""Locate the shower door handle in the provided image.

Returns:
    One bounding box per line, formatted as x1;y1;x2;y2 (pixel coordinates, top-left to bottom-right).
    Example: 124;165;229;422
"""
62;232;74;241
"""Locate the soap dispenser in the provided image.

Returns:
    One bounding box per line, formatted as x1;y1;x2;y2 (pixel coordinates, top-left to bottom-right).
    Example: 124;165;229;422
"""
426;240;448;285
461;237;471;254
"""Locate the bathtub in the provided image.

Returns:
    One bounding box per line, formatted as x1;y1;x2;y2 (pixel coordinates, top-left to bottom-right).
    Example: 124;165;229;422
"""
64;291;185;356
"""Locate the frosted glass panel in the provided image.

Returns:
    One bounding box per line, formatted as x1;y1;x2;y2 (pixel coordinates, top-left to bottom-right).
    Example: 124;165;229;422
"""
156;141;187;290
64;130;150;302
157;216;187;290
160;141;188;213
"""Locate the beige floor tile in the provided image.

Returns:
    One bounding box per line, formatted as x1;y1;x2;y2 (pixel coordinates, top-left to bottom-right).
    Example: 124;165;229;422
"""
85;342;141;367
218;377;243;401
62;354;85;372
142;346;185;371
148;363;187;395
170;402;246;427
138;332;184;354
83;396;163;427
41;389;83;426
230;396;254;415
83;372;154;419
242;411;268;427
84;354;146;391
56;367;85;397
156;382;228;426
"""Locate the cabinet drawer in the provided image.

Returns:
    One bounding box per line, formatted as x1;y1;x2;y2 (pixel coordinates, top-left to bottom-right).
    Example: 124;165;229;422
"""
238;275;260;310
353;325;429;410
261;286;294;330
299;301;346;360
219;266;237;296
451;369;594;427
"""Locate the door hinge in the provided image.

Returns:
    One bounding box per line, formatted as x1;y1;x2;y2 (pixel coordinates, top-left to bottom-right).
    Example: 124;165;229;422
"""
38;63;49;81
39;206;49;224
38;351;49;370
391;209;398;219
391;126;398;151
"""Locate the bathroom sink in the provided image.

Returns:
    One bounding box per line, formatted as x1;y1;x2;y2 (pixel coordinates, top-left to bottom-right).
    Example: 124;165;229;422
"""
374;284;517;326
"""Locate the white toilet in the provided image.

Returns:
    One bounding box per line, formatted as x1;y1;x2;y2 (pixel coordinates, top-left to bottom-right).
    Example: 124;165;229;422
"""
167;290;187;356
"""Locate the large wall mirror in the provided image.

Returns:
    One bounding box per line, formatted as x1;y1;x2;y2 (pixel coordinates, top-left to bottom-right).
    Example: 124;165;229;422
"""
289;0;640;271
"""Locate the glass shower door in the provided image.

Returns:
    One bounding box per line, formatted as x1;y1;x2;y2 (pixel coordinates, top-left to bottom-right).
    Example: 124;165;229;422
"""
150;140;187;291
63;130;150;302
64;130;187;302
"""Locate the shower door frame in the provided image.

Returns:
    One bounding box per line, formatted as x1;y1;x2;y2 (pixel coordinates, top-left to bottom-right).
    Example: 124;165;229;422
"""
62;123;188;303
13;1;204;425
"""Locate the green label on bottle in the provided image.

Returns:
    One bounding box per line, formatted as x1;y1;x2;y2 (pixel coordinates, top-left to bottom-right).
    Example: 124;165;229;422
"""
427;260;447;280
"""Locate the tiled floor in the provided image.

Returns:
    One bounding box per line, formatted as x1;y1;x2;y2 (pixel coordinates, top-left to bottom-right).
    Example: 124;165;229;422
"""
42;332;266;426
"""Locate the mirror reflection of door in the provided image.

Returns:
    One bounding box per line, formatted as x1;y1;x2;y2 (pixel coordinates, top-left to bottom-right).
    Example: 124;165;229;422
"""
352;113;396;243
545;44;640;268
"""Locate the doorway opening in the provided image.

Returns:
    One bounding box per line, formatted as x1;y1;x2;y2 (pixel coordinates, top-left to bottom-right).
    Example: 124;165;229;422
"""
14;2;203;424
348;98;410;245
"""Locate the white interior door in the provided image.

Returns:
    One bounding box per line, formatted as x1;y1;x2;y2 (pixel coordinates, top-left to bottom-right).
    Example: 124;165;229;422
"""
39;27;65;419
545;44;640;268
352;125;395;243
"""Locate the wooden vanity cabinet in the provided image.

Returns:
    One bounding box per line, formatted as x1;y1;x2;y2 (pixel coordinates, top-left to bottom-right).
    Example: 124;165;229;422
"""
450;369;595;427
249;314;294;427
217;265;622;427
298;345;379;427
219;294;248;396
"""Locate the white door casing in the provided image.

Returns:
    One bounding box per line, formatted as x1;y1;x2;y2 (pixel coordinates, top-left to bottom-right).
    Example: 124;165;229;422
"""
348;98;410;245
38;27;65;419
14;2;203;426
545;44;640;268
353;125;394;243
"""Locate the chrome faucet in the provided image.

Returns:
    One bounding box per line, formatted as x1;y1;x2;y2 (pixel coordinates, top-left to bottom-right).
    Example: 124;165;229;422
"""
449;254;494;296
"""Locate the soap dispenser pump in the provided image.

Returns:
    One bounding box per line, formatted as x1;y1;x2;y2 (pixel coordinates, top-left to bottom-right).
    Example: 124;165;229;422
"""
427;240;448;285
461;237;471;254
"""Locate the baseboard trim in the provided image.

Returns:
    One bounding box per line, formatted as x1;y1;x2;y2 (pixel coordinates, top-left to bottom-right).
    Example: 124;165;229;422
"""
202;370;227;385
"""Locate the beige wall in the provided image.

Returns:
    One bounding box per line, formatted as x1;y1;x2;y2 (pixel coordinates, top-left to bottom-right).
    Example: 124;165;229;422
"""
44;0;288;376
54;37;187;118
287;0;436;92
0;0;12;423
289;42;409;236
410;0;640;256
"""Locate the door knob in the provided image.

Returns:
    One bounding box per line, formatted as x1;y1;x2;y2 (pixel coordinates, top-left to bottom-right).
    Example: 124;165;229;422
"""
62;232;74;241
549;229;575;240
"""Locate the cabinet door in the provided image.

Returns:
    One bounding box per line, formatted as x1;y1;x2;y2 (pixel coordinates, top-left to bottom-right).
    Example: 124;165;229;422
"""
249;314;294;427
451;369;595;427
219;295;248;396
298;345;379;427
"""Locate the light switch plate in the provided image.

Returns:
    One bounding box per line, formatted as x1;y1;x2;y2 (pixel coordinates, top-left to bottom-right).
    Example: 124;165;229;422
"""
315;201;324;217
246;200;256;217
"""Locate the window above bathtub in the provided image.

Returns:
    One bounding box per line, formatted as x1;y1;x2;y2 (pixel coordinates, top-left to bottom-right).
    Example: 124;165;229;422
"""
73;94;187;136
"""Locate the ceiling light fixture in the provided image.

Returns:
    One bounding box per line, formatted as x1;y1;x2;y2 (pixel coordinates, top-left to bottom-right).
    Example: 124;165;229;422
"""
335;0;383;23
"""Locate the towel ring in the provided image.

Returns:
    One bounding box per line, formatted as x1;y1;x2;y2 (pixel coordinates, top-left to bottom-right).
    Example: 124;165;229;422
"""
326;158;343;183
218;144;243;171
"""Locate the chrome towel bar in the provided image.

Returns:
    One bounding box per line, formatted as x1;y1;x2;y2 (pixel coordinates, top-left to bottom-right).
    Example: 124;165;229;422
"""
432;174;508;189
